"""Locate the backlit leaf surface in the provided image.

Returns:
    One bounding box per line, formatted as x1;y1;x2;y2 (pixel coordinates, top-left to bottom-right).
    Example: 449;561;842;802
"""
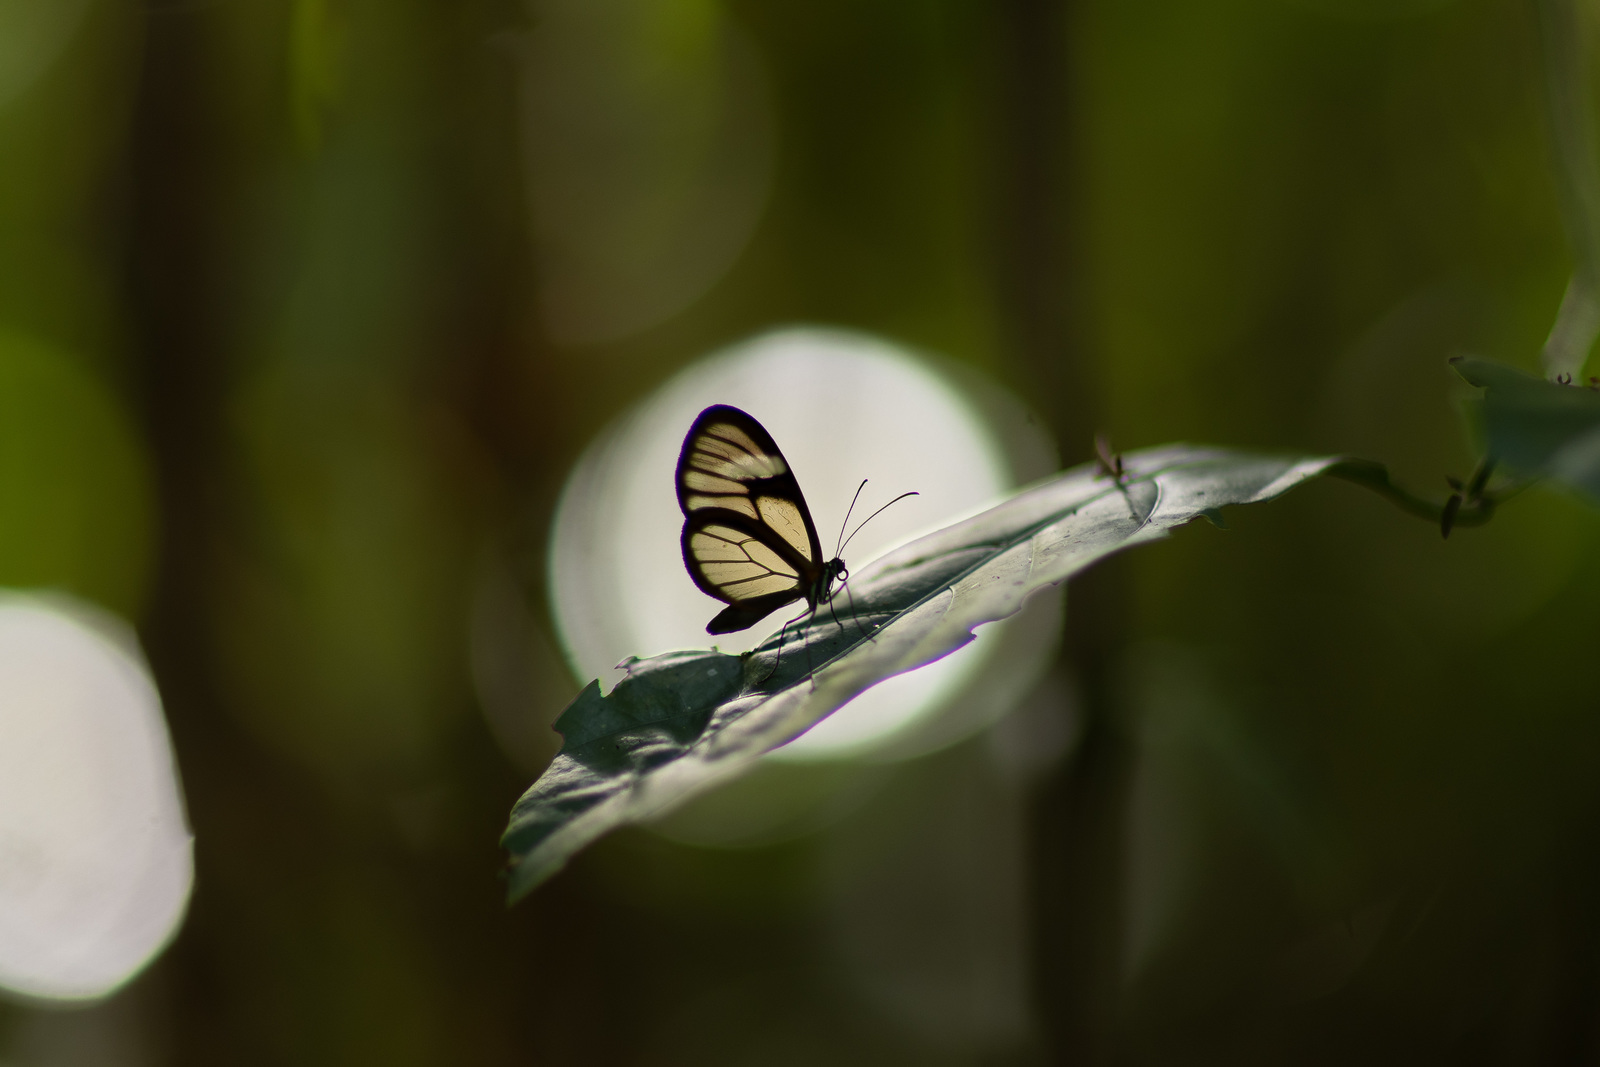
503;446;1339;900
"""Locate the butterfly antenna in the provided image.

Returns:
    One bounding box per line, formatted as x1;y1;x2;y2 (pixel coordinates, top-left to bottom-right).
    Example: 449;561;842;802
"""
834;479;869;557
838;491;920;557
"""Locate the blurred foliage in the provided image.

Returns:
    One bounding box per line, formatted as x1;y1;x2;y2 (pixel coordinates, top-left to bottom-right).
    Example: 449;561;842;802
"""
1455;355;1600;498
0;331;153;615
0;0;1598;1064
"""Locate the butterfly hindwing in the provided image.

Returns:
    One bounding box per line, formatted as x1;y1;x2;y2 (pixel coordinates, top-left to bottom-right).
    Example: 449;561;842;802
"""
677;405;826;634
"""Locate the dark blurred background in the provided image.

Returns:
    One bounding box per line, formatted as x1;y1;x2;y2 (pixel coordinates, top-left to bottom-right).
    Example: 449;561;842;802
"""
3;0;1600;1063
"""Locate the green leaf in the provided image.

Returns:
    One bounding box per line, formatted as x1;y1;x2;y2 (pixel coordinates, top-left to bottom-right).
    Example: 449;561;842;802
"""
1452;356;1600;500
501;446;1339;901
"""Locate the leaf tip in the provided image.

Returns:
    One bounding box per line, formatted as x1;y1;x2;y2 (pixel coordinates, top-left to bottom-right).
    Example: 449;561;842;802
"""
505;853;566;905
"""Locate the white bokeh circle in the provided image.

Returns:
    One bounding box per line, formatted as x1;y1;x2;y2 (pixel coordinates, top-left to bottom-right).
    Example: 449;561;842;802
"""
549;326;1053;759
0;594;192;1003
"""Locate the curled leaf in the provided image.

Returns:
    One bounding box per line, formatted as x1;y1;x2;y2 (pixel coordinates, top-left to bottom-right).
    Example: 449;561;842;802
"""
502;446;1339;901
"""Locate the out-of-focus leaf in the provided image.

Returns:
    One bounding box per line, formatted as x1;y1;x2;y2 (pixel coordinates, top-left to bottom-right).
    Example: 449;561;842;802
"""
1453;356;1600;500
502;445;1340;901
0;0;92;109
1535;0;1600;380
288;0;344;152
521;0;774;344
0;331;155;616
219;365;479;776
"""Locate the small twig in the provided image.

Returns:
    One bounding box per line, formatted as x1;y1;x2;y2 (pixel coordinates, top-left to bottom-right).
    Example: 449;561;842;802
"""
1440;493;1464;539
1464;457;1496;501
1323;458;1522;538
1092;433;1125;483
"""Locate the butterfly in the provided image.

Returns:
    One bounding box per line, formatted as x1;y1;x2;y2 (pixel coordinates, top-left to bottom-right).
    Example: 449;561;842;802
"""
676;404;848;636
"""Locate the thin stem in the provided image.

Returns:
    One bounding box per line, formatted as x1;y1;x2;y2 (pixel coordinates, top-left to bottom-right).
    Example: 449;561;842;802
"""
1323;458;1526;532
1537;0;1600;380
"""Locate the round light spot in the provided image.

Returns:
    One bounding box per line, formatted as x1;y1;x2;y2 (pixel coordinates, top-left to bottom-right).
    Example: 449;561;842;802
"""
0;594;192;1003
547;326;1058;760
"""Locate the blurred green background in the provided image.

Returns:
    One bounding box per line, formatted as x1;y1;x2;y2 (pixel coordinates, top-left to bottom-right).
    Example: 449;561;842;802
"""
3;0;1600;1063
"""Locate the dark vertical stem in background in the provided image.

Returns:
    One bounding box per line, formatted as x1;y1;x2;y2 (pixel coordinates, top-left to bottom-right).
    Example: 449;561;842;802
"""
122;7;241;1060
996;0;1081;439
122;11;337;1063
994;0;1133;1063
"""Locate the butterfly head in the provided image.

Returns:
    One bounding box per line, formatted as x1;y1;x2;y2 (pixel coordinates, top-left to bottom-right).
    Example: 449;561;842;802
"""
806;556;846;611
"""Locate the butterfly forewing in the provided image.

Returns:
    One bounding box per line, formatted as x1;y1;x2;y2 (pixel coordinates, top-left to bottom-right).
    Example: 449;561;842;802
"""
753;496;812;557
677;405;827;634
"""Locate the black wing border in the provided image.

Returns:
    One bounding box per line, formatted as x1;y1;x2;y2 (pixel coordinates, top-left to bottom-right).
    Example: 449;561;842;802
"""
675;404;826;594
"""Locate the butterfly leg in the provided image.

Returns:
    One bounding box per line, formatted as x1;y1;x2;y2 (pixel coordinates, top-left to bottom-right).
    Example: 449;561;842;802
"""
839;579;874;642
801;611;818;691
825;586;846;635
761;605;816;686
